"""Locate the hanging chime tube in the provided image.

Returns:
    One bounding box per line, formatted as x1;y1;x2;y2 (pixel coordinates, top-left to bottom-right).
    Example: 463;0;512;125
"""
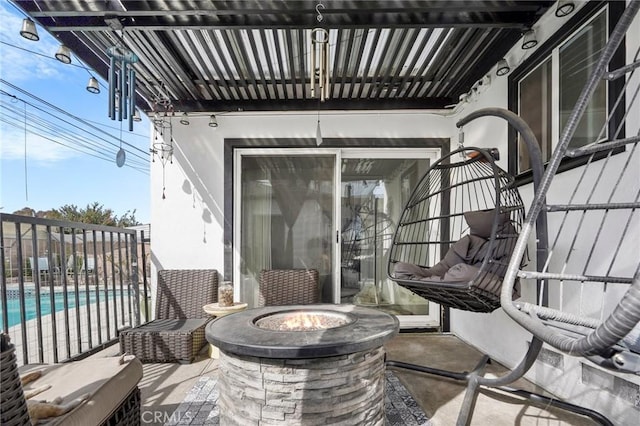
318;43;324;98
310;28;330;100
128;67;136;131
119;60;126;121
122;62;128;118
310;34;316;98
109;55;116;120
319;43;327;102
310;28;329;102
324;36;330;100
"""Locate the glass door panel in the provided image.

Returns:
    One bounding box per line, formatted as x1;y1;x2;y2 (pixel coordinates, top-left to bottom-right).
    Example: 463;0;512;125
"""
238;154;335;307
235;148;440;328
340;156;439;327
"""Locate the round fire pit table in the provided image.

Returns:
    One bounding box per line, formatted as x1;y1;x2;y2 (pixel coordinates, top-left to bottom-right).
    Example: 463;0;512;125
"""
206;304;399;425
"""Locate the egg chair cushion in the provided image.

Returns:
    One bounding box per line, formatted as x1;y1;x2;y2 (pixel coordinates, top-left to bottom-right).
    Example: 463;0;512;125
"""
393;208;519;298
464;209;511;239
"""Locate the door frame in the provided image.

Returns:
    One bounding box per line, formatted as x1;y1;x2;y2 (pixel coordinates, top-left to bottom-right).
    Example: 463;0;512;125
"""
233;146;441;328
233;148;340;308
339;148;441;327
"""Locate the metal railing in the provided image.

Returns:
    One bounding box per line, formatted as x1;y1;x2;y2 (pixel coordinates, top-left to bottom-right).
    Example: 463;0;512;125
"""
0;213;147;365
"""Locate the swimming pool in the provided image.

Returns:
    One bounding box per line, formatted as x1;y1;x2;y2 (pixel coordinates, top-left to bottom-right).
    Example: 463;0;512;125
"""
0;289;117;329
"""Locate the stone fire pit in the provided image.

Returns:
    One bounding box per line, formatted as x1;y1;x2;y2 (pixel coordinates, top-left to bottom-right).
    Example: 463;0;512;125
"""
206;304;399;425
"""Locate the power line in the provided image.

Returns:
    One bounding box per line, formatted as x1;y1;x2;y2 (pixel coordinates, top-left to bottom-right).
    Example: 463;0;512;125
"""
2;97;148;140
82;117;149;139
0;109;149;169
0;80;149;156
0;104;149;170
0;85;150;162
0;103;149;169
0;92;150;165
0;40;86;70
0;117;149;174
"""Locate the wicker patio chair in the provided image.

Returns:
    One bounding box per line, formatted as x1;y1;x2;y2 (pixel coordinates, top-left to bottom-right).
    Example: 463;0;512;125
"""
119;269;218;363
1;334;29;426
257;269;320;306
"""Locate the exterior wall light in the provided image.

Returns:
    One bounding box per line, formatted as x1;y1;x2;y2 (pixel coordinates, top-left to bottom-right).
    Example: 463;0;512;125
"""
180;112;190;125
522;30;538;50
496;58;511;76
555;1;576;17
209;114;218;128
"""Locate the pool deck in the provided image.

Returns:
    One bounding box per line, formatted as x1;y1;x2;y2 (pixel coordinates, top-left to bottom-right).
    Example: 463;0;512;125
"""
5;294;134;365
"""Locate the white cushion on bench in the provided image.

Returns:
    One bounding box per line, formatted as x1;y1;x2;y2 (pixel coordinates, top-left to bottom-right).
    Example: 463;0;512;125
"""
19;355;142;425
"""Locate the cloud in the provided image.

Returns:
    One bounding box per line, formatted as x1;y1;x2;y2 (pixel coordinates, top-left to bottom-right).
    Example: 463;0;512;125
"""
0;122;77;162
0;3;65;83
0;4;149;168
0;4;102;164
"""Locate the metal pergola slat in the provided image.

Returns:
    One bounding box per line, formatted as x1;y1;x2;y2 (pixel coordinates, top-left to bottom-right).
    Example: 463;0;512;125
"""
12;0;555;112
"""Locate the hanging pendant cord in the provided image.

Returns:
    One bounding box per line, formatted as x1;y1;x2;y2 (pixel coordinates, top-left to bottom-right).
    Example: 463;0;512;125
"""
24;101;29;201
162;168;166;200
161;124;166;199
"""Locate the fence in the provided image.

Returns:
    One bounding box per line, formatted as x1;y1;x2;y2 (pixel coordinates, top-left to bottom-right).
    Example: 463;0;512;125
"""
0;213;148;365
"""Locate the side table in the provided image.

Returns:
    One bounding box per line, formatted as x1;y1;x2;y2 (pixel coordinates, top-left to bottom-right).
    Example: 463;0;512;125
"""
202;302;248;358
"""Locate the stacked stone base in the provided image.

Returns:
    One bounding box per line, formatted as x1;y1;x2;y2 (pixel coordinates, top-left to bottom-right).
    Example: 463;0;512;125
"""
218;347;386;425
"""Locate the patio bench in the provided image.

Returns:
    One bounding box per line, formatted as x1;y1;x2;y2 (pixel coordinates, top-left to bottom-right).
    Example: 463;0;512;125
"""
1;333;142;426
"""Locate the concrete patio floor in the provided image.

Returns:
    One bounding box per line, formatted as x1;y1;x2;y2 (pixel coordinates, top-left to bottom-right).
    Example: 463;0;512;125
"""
385;333;595;425
98;332;599;425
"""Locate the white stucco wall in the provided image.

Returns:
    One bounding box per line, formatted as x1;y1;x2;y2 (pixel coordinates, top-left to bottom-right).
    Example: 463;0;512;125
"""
150;111;452;276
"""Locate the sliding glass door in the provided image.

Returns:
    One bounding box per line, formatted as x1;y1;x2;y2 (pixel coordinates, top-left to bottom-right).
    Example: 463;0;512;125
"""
338;150;439;327
235;148;440;327
235;151;337;306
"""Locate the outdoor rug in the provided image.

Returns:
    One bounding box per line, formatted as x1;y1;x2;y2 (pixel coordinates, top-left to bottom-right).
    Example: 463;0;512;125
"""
165;370;431;425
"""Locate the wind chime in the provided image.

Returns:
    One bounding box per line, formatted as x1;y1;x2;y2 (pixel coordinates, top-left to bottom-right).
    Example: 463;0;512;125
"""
310;3;330;101
149;84;176;199
107;43;138;130
311;2;329;146
151;114;174;199
107;37;138;168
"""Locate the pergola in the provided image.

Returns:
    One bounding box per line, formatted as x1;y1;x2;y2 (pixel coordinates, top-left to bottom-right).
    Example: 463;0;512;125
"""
12;0;554;114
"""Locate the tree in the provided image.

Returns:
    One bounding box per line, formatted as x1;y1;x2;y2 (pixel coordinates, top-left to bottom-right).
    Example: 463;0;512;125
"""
56;202;141;226
12;202;141;227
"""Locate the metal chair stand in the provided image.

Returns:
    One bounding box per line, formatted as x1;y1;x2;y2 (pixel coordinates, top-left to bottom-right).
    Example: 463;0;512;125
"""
386;108;613;425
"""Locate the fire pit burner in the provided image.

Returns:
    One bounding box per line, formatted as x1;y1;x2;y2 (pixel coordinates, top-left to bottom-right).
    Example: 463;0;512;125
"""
254;309;353;331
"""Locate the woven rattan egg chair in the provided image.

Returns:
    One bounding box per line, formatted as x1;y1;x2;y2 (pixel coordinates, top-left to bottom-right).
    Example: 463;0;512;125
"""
386;107;611;425
387;146;525;313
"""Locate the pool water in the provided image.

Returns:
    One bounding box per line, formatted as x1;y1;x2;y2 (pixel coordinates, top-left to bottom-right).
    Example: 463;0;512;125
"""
0;290;115;329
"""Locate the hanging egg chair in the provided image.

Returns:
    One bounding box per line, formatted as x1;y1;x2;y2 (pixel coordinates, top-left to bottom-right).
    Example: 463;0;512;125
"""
387;147;525;313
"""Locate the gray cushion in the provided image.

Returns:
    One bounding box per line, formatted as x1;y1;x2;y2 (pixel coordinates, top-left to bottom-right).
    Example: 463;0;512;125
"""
464;209;509;239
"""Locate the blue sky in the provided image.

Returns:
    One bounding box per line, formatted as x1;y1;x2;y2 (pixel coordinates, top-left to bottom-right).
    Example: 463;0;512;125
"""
0;1;151;223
